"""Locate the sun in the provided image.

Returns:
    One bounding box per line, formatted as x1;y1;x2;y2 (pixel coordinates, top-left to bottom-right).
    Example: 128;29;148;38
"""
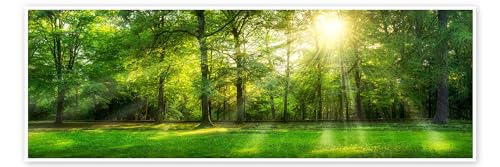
314;13;346;41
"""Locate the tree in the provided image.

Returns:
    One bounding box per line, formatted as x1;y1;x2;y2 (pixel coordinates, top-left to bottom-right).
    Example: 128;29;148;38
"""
223;11;254;123
29;10;95;124
194;10;238;127
432;10;449;124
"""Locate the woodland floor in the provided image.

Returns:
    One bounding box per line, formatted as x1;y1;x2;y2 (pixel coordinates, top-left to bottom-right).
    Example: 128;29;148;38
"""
27;121;473;158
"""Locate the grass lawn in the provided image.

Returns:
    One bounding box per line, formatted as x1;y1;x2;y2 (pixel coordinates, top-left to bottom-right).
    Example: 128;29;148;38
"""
28;121;473;158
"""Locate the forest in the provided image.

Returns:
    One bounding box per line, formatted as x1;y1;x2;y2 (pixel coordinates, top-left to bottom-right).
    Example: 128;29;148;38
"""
28;10;473;158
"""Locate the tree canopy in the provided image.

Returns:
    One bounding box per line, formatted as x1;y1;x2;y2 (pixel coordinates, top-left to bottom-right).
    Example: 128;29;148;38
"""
28;10;473;125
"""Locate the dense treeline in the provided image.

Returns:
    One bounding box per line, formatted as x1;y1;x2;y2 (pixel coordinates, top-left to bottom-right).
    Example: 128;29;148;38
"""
28;10;473;126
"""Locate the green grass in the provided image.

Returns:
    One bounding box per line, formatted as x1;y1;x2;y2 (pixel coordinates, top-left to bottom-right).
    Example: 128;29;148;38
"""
28;121;473;158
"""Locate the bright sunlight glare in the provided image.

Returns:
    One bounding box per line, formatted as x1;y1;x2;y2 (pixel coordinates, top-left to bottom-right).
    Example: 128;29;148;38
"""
315;13;345;41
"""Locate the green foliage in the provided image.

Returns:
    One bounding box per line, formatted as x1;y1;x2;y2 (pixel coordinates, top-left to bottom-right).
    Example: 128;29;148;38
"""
28;10;473;122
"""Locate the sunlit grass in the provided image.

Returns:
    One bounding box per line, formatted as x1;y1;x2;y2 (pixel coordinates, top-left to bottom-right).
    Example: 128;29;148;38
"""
232;124;270;156
311;145;369;155
53;139;74;147
319;129;334;147
177;128;231;136
147;132;171;141
234;134;266;155
28;121;472;158
422;130;453;153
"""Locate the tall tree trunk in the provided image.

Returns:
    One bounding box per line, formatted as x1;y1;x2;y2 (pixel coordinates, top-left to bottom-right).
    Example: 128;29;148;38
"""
208;51;213;121
195;10;213;128
55;85;65;124
391;101;396;119
335;100;339;121
270;95;276;120
433;10;449;124
354;61;363;120
92;95;98;120
156;15;166;123
75;86;79;113
236;75;244;122
209;100;213;121
340;50;349;121
283;64;289;122
316;61;322;120
217;100;222;121
283;20;293;123
222;98;227;121
428;87;433;118
399;101;406;119
301;101;306;120
283;40;291;123
366;99;371;120
165;98;169;121
232;27;245;123
144;99;149;120
338;93;344;120
157;75;165;123
54;23;64;124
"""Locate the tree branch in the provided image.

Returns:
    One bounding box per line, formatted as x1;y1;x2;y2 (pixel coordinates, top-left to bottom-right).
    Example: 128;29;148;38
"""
158;29;197;38
206;11;242;37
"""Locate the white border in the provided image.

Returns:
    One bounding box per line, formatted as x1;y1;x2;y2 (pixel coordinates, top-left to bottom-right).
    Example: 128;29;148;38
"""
24;5;477;163
25;5;475;10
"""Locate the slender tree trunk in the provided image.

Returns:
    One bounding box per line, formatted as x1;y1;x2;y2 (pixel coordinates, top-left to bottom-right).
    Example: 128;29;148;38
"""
345;96;349;120
399;101;406;119
270;95;276;120
195;10;213;128
135;98;139;121
314;108;317;121
165;98;169;121
208;51;213;122
54;23;64;124
391;101;396;120
144;99;149;120
283;68;289;122
316;62;322;120
283;41;290;123
340;50;348;121
222;98;227;121
157;75;165;123
433;10;449;124
217;102;221;121
338;94;344;120
92;95;98;120
209;100;213;121
236;77;244;122
326;108;329;120
428;87;433;118
351;41;362;120
75;86;79;113
301;101;306;120
354;62;363;120
335;100;339;121
156;15;166;123
283;22;293;123
223;103;227;121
